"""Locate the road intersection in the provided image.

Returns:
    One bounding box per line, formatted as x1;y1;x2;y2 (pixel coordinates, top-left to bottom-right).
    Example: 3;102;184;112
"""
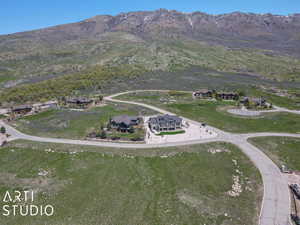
1;90;300;225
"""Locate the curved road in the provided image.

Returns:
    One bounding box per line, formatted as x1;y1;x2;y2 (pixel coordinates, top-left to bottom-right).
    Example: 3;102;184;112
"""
1;90;300;225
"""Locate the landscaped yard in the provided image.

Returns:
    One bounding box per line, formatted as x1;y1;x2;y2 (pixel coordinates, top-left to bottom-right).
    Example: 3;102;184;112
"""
157;130;186;135
117;92;300;133
0;140;262;225
10;103;155;139
249;137;300;171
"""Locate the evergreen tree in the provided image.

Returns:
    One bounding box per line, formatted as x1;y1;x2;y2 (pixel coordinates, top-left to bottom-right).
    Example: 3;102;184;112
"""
0;126;6;134
100;130;107;139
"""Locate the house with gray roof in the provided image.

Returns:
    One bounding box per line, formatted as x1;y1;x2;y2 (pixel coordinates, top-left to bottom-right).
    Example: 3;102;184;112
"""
193;89;213;98
66;97;94;108
110;115;140;132
148;114;183;132
11;105;33;116
240;97;268;107
216;92;239;100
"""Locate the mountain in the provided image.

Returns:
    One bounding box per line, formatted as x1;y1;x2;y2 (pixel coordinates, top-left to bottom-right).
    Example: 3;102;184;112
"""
1;9;300;89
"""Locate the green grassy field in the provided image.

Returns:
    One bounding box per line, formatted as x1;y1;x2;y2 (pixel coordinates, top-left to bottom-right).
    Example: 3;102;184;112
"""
117;93;300;133
166;102;300;133
249;137;300;171
0;140;262;225
10;103;155;139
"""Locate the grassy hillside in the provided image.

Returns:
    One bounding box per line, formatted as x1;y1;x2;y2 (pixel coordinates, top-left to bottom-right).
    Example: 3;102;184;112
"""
0;64;145;104
249;137;300;170
1;32;300;87
0;140;262;225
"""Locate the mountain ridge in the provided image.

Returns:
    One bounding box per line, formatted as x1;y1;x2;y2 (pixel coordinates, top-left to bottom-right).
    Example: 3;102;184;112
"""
0;9;300;88
4;9;300;36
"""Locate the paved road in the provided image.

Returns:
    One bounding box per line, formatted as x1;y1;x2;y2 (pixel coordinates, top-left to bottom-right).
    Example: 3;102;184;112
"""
1;90;300;225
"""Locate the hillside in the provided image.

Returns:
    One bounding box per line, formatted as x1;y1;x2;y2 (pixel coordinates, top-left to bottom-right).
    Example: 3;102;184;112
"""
0;9;300;101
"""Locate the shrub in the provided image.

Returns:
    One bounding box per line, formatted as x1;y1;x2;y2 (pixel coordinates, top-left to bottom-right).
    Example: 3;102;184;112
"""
0;126;6;134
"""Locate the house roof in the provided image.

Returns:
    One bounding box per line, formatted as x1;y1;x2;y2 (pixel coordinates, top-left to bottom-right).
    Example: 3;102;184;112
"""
149;114;182;126
12;105;32;111
251;97;266;103
194;89;212;94
67;97;93;104
111;115;139;126
218;92;238;95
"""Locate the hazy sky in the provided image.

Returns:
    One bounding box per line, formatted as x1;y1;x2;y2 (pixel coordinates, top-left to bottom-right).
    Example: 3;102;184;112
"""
1;0;299;35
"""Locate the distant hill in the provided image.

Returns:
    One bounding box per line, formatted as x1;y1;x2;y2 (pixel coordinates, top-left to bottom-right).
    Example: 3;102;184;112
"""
1;9;300;88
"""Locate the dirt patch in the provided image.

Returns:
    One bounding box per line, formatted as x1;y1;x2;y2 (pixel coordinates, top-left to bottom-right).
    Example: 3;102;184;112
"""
0;172;68;195
177;191;204;209
207;148;231;154
177;190;232;220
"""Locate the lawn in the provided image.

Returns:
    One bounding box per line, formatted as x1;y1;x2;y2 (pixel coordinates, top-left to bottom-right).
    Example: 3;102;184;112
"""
10;103;155;139
158;130;186;135
249;137;300;171
117;93;300;133
165;102;300;133
0;140;262;225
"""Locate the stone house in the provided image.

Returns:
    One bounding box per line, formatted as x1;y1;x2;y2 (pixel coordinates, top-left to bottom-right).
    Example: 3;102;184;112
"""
110;115;140;132
216;92;239;100
148;114;183;132
193;89;214;98
33;101;59;112
66;97;94;108
240;97;268;107
10;105;33;116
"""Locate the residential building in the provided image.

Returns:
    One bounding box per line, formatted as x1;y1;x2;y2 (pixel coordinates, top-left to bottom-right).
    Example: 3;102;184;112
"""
148;114;183;132
33;101;59;112
110;115;140;132
193;89;213;98
240;97;268;107
10;105;32;116
66;97;94;108
216;92;239;100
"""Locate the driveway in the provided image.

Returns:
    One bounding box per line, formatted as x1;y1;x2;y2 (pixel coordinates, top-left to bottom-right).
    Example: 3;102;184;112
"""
143;116;217;144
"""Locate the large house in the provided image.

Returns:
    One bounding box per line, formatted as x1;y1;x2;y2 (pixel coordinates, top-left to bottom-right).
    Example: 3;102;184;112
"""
148;114;183;132
193;89;213;99
240;97;268;107
10;105;33;116
66;97;94;109
33;101;59;112
110;115;140;132
216;92;239;100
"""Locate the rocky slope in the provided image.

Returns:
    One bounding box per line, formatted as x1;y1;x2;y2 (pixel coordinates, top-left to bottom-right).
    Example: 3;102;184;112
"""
1;9;300;85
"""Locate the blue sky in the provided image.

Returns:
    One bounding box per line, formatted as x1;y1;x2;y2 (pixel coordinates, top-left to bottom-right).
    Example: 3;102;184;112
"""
1;0;300;35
